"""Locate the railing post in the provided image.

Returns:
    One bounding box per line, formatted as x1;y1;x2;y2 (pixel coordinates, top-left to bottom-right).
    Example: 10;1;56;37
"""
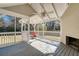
0;34;2;45
4;33;6;44
0;34;2;44
3;33;5;45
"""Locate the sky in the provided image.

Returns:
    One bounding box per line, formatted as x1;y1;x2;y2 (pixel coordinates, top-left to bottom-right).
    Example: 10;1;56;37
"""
2;15;14;27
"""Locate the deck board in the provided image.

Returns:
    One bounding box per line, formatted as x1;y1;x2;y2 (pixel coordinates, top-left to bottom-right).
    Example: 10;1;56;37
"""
73;49;78;56
56;47;65;56
53;43;64;56
64;46;71;56
60;46;68;56
78;52;79;56
54;44;79;56
69;47;74;56
56;44;66;56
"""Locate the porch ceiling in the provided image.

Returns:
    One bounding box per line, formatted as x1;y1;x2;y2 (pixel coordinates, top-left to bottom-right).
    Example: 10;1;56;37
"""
3;4;36;16
0;3;25;8
0;3;69;24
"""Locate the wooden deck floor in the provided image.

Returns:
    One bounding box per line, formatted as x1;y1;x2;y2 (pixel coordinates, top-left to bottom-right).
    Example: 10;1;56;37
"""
53;43;79;56
0;41;79;56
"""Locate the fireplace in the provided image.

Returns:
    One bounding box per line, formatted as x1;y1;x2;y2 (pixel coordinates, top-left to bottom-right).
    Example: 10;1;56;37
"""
66;36;79;50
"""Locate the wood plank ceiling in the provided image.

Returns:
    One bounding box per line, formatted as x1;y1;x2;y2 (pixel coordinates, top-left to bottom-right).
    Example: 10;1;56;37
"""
0;3;68;24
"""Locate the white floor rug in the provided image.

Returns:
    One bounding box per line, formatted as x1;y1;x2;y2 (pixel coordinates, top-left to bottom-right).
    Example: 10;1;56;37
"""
29;39;58;54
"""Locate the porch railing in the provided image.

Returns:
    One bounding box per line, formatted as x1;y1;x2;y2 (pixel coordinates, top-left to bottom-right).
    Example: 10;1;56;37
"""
0;31;60;47
0;32;22;47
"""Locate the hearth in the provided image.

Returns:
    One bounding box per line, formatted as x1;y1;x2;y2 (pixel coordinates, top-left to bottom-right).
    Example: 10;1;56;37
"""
66;36;79;50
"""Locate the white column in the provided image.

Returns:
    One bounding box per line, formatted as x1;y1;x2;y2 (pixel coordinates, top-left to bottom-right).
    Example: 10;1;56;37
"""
21;23;23;40
39;24;40;37
34;24;36;32
24;23;26;31
28;18;30;40
38;24;39;36
42;23;44;38
53;23;56;31
21;23;23;32
14;17;16;42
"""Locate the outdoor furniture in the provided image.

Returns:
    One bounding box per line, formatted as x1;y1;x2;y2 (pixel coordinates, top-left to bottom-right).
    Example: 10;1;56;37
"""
31;32;38;39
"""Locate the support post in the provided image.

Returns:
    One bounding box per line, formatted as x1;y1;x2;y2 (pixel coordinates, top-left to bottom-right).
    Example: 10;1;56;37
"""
24;23;26;31
21;23;23;40
42;23;44;38
34;24;36;32
14;17;16;42
28;17;30;40
38;24;39;37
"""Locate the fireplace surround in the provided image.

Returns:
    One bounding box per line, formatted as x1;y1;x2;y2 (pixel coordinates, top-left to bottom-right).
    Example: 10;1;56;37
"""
66;36;79;50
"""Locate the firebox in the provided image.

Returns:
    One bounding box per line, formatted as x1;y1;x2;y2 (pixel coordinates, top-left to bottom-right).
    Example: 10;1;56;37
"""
66;36;79;51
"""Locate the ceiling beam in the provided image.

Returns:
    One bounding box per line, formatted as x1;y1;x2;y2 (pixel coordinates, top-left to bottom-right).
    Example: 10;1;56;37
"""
29;3;57;22
52;3;69;18
40;3;51;19
28;3;45;23
52;3;59;18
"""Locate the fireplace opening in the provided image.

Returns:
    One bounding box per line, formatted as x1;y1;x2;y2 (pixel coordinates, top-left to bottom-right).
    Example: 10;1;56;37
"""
66;36;79;50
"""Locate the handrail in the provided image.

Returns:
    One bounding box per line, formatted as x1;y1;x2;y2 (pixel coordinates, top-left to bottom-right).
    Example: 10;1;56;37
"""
0;32;21;34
